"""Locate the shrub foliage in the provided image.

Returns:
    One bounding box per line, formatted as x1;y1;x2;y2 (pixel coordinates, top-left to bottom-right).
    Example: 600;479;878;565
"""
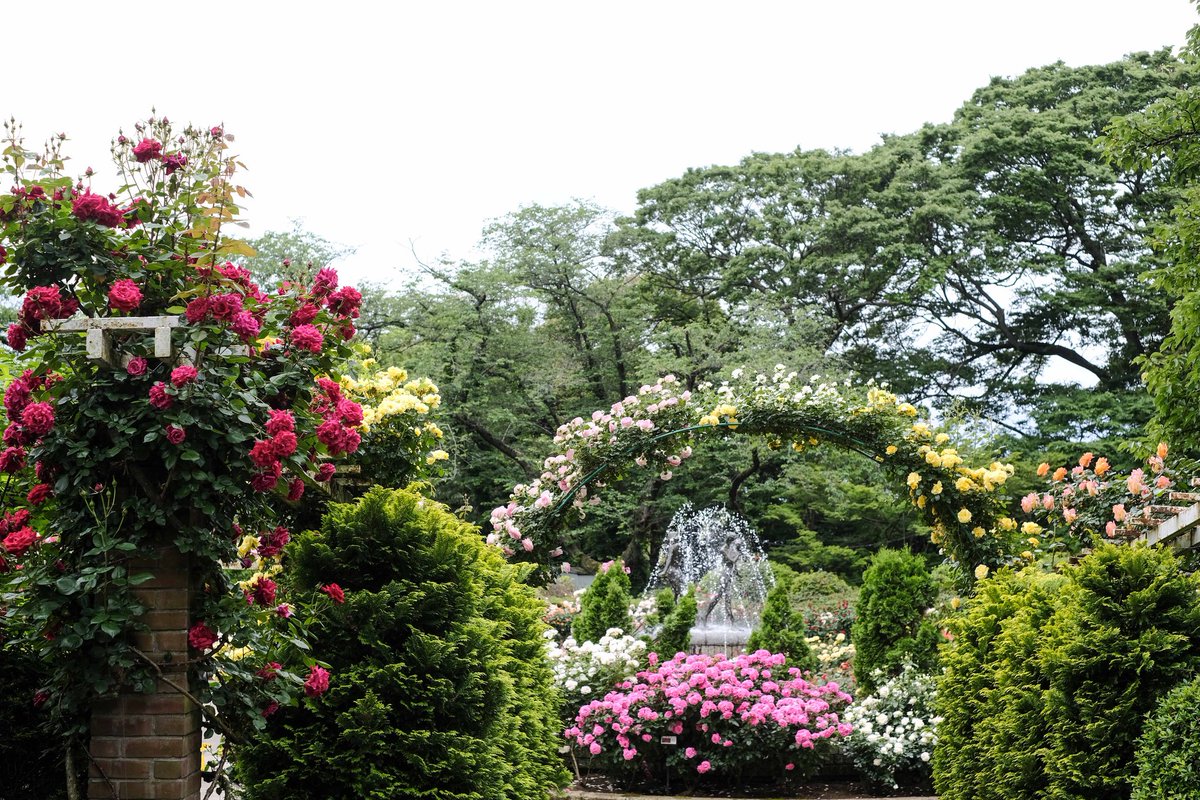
851;548;939;692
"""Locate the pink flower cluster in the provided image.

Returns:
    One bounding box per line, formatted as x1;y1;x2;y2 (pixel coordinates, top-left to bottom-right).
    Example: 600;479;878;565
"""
7;284;80;351
565;650;852;775
489;376;696;559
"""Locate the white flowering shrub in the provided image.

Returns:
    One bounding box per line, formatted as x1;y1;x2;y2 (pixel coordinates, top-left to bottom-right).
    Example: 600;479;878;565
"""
544;627;647;719
842;663;940;789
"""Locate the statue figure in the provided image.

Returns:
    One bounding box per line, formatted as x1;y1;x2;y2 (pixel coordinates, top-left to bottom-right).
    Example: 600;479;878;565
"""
701;531;744;624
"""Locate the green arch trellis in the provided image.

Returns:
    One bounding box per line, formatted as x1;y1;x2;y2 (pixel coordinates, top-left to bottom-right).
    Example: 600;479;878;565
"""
488;372;1022;584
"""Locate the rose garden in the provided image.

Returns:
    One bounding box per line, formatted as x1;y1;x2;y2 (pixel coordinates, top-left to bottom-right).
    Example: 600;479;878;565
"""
9;43;1200;800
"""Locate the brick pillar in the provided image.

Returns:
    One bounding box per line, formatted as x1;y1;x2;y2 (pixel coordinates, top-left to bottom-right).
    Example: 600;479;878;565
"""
89;546;201;800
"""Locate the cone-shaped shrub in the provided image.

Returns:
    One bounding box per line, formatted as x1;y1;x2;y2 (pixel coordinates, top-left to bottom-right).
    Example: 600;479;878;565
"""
852;548;938;693
747;577;815;670
654;586;697;658
233;487;569;799
1040;543;1200;800
573;560;633;643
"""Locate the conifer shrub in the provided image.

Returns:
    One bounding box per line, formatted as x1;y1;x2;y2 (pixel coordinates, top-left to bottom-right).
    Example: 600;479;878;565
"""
653;586;697;658
572;560;633;643
1132;676;1200;800
747;577;816;670
851;548;938;693
1040;543;1200;800
233;487;569;800
932;567;1064;800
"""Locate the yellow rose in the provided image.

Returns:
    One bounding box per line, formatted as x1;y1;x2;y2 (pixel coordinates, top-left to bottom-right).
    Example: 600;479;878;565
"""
972;526;986;538
974;564;989;580
886;445;898;455
925;451;943;467
1021;521;1043;536
935;432;950;444
957;508;972;523
932;481;944;495
907;472;921;489
950;597;962;610
916;495;927;508
998;516;1017;531
955;476;974;493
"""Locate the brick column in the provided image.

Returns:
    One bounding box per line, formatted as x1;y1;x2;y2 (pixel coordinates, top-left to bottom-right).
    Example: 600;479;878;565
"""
89;546;201;800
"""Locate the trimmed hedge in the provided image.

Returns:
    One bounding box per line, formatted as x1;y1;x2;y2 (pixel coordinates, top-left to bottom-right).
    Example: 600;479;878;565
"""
1132;676;1200;800
233;487;569;800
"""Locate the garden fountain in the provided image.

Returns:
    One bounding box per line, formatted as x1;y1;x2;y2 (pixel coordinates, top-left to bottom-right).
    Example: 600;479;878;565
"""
646;502;774;653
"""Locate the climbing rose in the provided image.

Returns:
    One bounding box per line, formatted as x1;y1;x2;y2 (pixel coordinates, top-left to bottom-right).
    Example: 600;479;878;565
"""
6;324;26;351
149;382;173;410
187;622;218;651
255;662;282;681
289;324;323;353
126;357;148;376
132;138;163;162
0;446;24;473
315;462;336;482
289;303;320;326
3;526;37;556
303;665;330;697
230;311;261;342
185;297;210;324
246;576;277;606
71;192;124;227
170;365;198;387
250;468;280;492
208;293;243;321
165;425;186;445
107;279;143;313
257;526;290;558
265;410;295;436
20;402;55;437
320;583;345;604
26;483;52;505
275;603;293;618
310;268;338;298
269;431;297;458
163;153;187;174
326;286;362;317
286;478;305;501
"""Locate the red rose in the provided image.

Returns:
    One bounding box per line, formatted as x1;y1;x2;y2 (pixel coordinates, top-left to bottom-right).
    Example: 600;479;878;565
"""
3;508;31;531
26;483;52;505
0;446;25;473
3;526;37;556
71;192;124;227
337;399;363;426
286;477;305;501
149;382;173;410
107;279;143;313
20;402;55;437
320;583;346;604
326;286;362;318
132;138;163;162
188;622;218;651
7;324;27;351
165;425;186;445
126;357;148;377
255;662;282;681
21;285;64;322
170;365;198;388
208;293;243;322
185;297;210;324
250;469;280;493
246;576;277;606
249;440;277;469
289;303;320;327
289;324;323;353
163;153;187;174
261;701;280;718
4;379;30;421
270;431;297;458
316;462;336;482
257;525;290;558
303;665;330;697
265;410;295;436
316;377;342;400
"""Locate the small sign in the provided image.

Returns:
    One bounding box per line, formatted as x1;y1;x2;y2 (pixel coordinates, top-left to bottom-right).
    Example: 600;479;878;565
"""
660;735;677;745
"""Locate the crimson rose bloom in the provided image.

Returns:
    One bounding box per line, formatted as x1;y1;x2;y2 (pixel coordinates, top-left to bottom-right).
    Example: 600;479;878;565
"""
170;365;198;388
250;469;279;492
246;576;277;606
326;286;362;318
71;192;124;227
289;324;324;353
26;484;52;505
149;382;173;410
21;285;64;322
107;278;143;313
269;431;297;458
303;665;330;697
275;603;293;618
337;398;363;426
7;324;27;351
20;402;55;437
257;525;290;558
230;311;261;342
261;701;280;718
255;662;282;681
208;293;243;322
165;425;186;445
3;526;37;556
265;409;295;436
289;303;320;327
188;622;218;651
316;462;336;482
132;138;163;162
163;153;187;174
185;296;210;324
286;477;305;501
0;446;24;473
126;357;148;376
320;583;346;604
310;268;338;298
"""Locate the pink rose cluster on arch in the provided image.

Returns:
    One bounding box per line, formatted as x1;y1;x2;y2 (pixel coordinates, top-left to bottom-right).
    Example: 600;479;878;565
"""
7;284;80;352
1;370;59;511
488;376;695;562
564;650;853;774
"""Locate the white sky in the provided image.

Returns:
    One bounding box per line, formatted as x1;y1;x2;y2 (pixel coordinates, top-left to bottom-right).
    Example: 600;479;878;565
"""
5;0;1197;287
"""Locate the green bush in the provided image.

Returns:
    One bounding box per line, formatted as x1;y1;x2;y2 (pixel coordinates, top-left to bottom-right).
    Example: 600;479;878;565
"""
653;586;696;658
1041;543;1200;800
788;569;855;604
851;548;938;693
233;487;569;800
747;577;815;670
572;560;633;643
1132;676;1200;800
932;567;1065;800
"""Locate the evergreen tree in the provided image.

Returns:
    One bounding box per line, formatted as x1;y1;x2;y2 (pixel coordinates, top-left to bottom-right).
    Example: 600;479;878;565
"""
653;587;697;658
851;548;939;693
747;577;815;669
572;560;634;643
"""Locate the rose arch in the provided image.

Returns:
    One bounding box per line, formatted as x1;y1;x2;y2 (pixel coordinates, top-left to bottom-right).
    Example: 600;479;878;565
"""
489;367;1022;585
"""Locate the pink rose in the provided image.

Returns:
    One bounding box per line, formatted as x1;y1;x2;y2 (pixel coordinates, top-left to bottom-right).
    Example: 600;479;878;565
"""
289;324;324;353
20;402;55;437
289;303;320;326
71;192;124;227
149;382;173;410
310;268;338;298
320;583;346;604
286;478;305;501
303;665;330;697
126;357;148;376
230;311;261;342
275;603;293;618
107;279;143;313
165;425;186;445
7;324;27;351
163;153;187;174
3;526;37;556
170;365;198;388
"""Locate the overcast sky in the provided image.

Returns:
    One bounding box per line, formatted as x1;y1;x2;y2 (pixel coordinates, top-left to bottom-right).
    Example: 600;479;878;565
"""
6;1;1197;285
